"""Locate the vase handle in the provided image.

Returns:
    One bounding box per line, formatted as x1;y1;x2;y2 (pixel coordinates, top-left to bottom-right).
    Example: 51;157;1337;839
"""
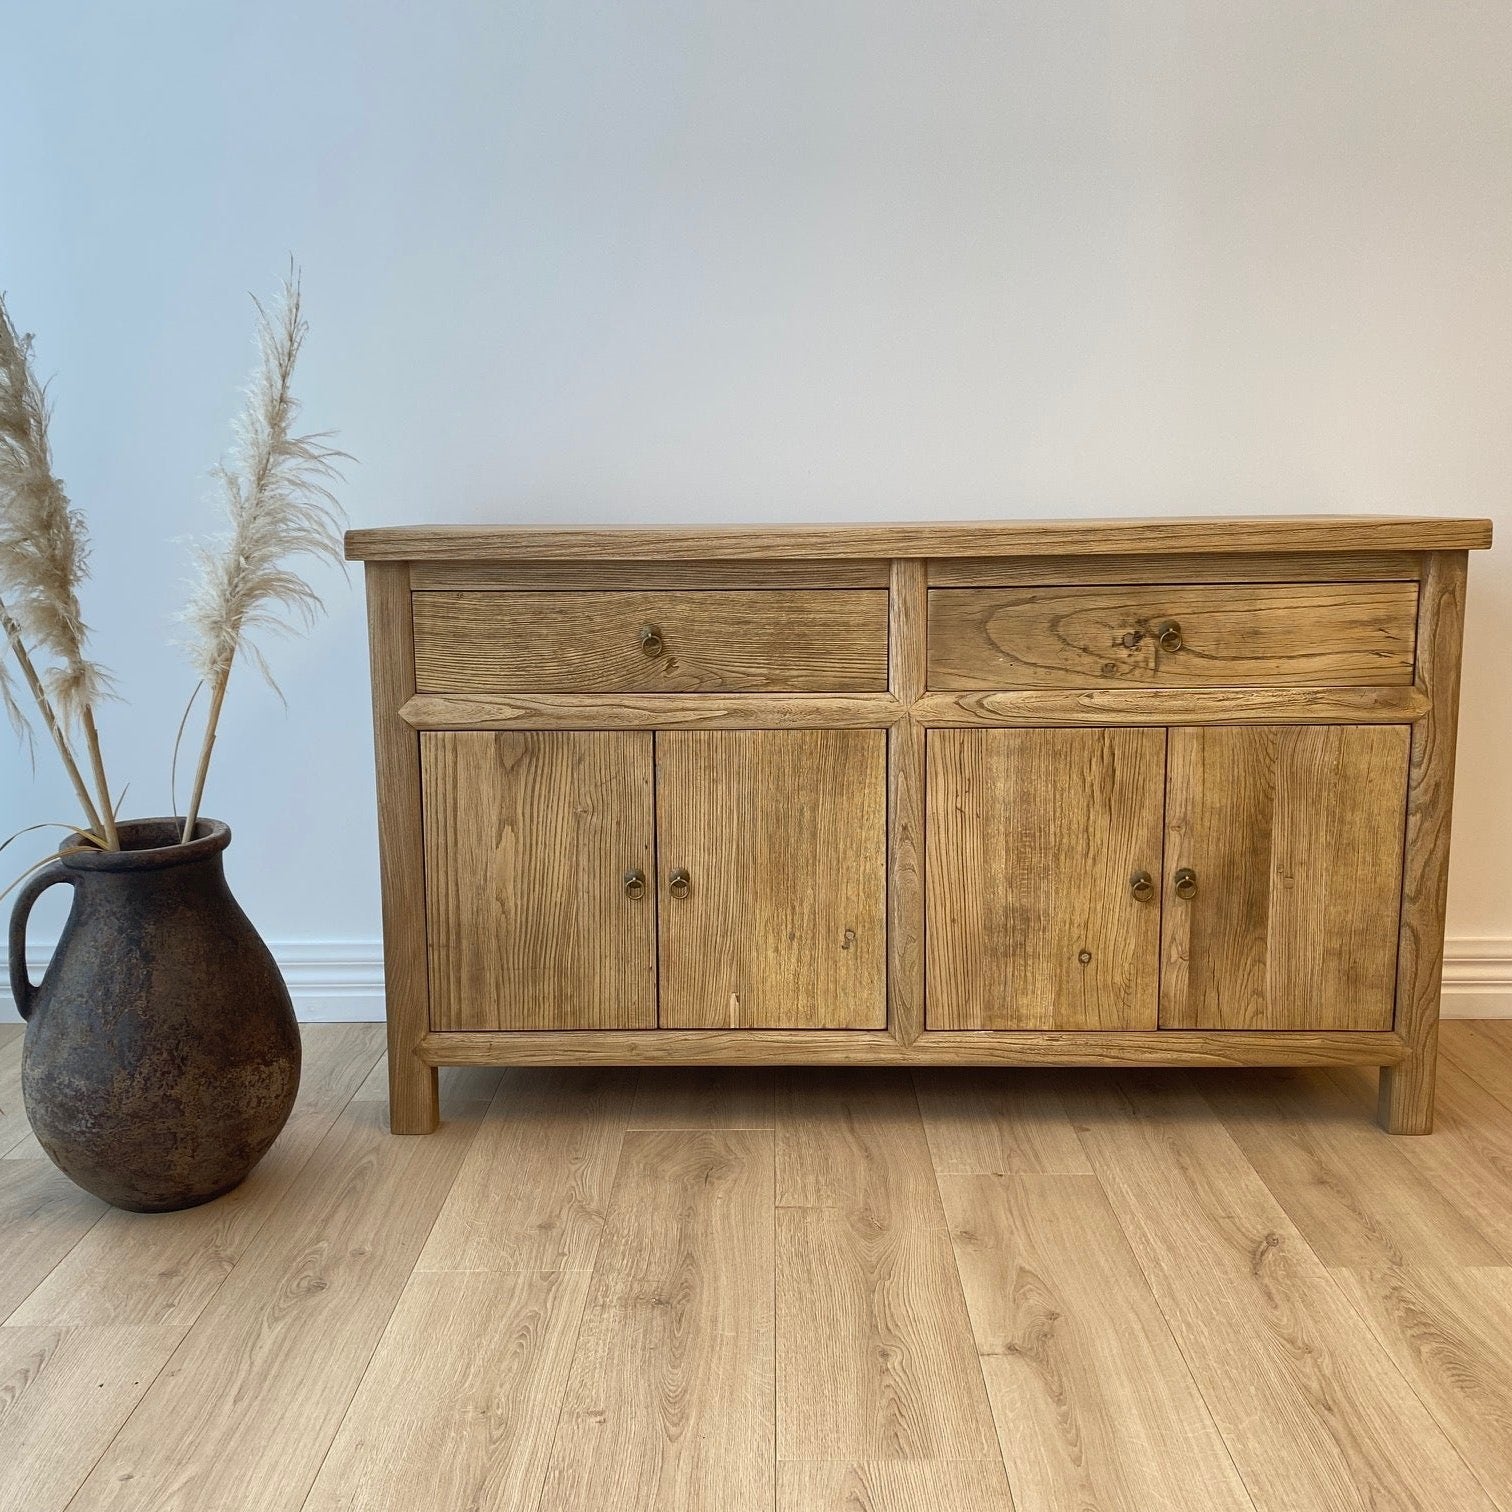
8;862;72;1022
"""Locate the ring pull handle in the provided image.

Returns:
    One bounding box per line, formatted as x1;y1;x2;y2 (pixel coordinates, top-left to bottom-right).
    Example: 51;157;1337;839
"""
1130;871;1155;903
668;867;691;901
623;869;647;901
1173;867;1198;901
1154;619;1183;654
639;623;664;658
7;861;73;1022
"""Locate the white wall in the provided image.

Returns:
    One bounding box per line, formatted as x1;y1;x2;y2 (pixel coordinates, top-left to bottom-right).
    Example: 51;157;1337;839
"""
4;1;1511;1016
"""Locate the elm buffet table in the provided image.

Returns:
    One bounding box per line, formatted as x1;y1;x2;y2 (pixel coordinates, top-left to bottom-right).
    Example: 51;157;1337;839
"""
347;516;1491;1135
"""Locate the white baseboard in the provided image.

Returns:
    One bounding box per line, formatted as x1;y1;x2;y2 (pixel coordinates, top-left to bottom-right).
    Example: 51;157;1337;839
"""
4;937;1512;1024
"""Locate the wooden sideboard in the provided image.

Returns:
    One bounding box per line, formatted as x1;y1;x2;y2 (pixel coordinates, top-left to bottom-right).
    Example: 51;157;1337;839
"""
347;516;1492;1135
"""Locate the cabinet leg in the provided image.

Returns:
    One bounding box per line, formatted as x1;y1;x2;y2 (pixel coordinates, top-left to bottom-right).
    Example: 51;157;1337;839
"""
389;1051;439;1135
1378;1051;1436;1135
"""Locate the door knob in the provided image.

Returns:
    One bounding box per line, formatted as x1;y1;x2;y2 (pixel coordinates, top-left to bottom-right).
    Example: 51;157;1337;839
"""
623;869;647;900
1130;871;1155;903
1174;867;1198;900
668;867;691;900
639;623;664;657
1153;619;1183;653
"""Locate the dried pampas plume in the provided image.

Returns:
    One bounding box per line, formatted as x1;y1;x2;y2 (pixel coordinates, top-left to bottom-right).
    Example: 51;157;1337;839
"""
0;294;116;844
179;268;346;841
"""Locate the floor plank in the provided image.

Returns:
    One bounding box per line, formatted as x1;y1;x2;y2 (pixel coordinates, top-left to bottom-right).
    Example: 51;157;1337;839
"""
1330;1265;1512;1512
778;1207;999;1464
0;1324;183;1512
1329;1058;1512;1262
540;1128;775;1512
941;1172;1252;1512
1442;1020;1512;1108
777;1069;945;1226
1199;1066;1505;1267
65;1091;490;1512
416;1067;636;1274
0;1159;106;1322
630;1066;776;1129
914;1069;1092;1176
778;1459;1014;1512
10;1024;385;1327
302;1267;592;1512
1065;1070;1498;1512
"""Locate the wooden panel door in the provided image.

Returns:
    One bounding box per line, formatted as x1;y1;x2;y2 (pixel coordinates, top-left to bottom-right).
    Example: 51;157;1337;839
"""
655;730;887;1029
925;729;1166;1030
1160;725;1410;1030
421;732;656;1030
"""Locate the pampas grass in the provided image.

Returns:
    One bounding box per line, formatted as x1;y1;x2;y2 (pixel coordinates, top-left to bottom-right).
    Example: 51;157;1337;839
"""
178;269;346;842
1;266;345;867
0;294;116;845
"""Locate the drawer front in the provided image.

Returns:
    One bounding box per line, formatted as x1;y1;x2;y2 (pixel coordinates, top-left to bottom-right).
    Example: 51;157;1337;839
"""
927;583;1418;689
413;589;890;693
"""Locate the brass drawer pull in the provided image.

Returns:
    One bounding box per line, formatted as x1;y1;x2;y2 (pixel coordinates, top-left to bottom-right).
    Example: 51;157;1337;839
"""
639;623;665;657
1154;619;1183;653
1130;871;1155;903
1174;867;1198;900
623;869;647;901
668;867;691;900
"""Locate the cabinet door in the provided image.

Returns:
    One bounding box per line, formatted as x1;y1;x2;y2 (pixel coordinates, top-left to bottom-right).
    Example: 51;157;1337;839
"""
1160;725;1410;1031
655;730;887;1029
421;732;656;1030
926;729;1165;1030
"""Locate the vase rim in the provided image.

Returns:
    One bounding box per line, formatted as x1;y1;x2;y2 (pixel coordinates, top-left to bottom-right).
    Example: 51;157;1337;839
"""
63;818;231;873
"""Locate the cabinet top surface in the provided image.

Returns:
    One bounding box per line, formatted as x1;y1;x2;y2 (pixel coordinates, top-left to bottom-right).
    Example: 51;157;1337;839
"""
345;515;1492;562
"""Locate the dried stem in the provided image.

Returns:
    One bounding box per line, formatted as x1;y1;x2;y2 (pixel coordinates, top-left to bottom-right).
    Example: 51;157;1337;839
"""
80;706;118;849
0;597;105;837
180;664;228;844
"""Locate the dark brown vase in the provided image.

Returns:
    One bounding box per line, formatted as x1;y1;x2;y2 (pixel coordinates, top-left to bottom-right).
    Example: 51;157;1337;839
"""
7;818;300;1212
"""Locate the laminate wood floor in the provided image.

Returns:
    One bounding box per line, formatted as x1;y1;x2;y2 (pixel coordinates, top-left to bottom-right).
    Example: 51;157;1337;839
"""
4;1023;1512;1510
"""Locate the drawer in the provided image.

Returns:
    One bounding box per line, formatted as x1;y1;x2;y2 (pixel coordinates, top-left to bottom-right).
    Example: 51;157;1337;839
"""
927;583;1418;689
413;589;890;693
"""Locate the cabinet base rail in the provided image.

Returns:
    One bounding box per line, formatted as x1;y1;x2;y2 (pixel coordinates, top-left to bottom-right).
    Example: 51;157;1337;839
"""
415;1028;1407;1069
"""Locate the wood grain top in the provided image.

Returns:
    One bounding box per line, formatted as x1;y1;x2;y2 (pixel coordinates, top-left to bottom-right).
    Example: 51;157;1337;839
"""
345;515;1492;561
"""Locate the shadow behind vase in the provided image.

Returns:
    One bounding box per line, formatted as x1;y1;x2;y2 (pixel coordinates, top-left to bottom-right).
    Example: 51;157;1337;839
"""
8;818;300;1212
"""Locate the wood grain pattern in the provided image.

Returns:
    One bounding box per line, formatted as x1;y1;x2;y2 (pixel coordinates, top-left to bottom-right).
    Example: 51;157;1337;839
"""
420;1027;1408;1067
1065;1071;1499;1511
0;1162;105;1323
345;514;1494;561
1200;1068;1504;1268
540;1130;775;1511
302;1268;593;1512
0;1325;184;1512
413;589;889;693
929;549;1422;585
1381;551;1470;1133
412;559;891;589
928;583;1418;689
888;559;928;1046
775;1070;1000;1469
1160;724;1410;1031
364;561;438;1133
913;1070;1092;1176
777;1460;1013;1511
926;728;1165;1030
941;1173;1253;1512
656;730;887;1029
912;685;1428;726
421;731;656;1031
628;1067;776;1130
67;1096;490;1512
1330;1265;1512;1511
415;1067;636;1274
776;1071;947;1225
403;690;905;730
